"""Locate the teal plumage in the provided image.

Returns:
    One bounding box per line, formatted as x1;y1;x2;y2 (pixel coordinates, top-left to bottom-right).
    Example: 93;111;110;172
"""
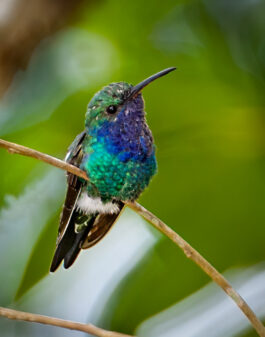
81;137;157;201
50;68;175;271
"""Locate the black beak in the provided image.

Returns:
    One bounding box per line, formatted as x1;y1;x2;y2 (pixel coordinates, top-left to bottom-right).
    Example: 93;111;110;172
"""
127;67;176;100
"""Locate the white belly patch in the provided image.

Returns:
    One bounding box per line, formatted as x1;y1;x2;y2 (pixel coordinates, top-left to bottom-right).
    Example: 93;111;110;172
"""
76;192;120;214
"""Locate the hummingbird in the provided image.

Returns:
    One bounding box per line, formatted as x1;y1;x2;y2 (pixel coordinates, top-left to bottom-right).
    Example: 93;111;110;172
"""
50;67;176;272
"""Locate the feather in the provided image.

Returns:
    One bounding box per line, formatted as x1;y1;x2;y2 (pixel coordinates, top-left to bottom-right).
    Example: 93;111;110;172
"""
50;131;86;272
82;201;124;249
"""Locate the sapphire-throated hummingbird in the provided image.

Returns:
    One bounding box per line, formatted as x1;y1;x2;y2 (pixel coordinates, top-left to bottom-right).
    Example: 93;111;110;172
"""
50;67;176;272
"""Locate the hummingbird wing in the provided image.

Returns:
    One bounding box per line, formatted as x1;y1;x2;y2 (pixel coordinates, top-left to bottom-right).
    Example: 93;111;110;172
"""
50;131;86;272
56;131;86;244
50;131;124;272
81;201;124;249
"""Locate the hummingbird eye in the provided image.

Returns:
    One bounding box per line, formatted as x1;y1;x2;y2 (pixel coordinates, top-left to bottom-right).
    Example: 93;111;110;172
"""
106;105;117;114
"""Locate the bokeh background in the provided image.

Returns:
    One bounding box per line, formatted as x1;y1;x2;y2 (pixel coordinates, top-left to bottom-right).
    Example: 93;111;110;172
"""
0;0;265;336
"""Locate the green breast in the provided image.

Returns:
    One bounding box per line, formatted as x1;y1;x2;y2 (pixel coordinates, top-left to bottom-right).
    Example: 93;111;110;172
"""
80;136;157;202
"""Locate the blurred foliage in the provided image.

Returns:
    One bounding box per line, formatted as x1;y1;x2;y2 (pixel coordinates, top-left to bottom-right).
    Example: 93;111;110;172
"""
15;210;60;300
0;0;265;336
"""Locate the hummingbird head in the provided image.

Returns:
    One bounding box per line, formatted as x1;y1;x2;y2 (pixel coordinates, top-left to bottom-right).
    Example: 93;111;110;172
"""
85;81;134;128
85;67;176;129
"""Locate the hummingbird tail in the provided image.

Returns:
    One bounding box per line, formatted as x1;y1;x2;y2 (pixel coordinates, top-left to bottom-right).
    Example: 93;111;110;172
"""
50;201;124;272
63;215;95;269
50;211;95;272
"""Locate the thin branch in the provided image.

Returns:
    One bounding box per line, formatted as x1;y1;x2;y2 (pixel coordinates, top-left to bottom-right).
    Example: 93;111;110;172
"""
127;201;265;336
0;307;133;337
0;139;88;180
0;137;265;337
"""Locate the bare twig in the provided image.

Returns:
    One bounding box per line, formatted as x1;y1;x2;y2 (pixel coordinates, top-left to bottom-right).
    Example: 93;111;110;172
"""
0;139;88;180
0;137;264;337
0;307;133;337
127;201;265;336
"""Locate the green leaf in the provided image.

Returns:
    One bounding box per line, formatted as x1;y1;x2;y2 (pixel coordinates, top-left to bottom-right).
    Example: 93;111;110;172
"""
15;210;60;300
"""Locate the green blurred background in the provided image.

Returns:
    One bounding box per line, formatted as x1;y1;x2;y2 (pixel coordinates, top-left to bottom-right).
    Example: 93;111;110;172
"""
0;0;264;336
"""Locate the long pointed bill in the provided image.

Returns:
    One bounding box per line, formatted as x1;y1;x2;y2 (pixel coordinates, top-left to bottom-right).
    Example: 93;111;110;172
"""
127;67;176;100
